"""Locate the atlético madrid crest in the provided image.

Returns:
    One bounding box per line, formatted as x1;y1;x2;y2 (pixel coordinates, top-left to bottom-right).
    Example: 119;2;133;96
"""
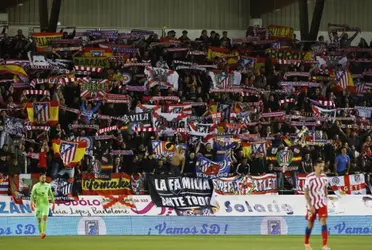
276;150;293;166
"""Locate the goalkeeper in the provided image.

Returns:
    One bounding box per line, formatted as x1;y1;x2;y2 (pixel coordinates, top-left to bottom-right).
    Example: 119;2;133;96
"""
30;173;55;239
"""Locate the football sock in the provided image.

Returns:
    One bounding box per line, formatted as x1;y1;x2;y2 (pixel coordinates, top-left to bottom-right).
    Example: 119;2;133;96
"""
305;226;312;244
41;220;47;234
321;225;328;246
38;221;42;234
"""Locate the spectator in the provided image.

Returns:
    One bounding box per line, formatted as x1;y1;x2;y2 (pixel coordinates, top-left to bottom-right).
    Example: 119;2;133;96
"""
235;158;250;175
178;30;190;42
156;56;169;69
301;153;313;174
335;147;351;175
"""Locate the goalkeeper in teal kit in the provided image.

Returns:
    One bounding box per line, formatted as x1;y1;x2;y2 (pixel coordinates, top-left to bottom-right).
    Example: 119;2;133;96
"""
30;174;55;239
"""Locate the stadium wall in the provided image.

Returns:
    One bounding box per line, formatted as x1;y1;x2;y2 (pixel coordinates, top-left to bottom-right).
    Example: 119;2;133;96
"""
0;195;372;236
261;0;372;32
6;0;250;30
0;216;372;236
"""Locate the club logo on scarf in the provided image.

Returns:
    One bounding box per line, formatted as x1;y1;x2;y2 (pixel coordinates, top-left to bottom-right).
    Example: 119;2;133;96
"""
122;72;132;85
276;150;293;166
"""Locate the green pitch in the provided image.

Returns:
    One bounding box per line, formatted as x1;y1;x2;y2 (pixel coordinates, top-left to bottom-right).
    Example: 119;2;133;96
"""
0;235;369;250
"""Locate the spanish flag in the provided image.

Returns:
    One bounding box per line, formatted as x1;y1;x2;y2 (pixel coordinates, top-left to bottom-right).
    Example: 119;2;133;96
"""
52;139;87;168
0;64;28;78
26;100;59;126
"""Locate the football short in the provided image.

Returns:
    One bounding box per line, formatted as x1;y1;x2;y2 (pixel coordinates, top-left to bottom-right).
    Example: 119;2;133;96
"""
35;205;50;219
306;205;328;221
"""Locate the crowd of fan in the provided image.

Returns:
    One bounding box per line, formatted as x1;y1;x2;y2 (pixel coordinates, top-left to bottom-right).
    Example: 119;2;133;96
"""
0;27;372;194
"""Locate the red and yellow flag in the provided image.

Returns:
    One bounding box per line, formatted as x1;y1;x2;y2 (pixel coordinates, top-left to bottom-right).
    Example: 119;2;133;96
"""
31;32;63;51
26;100;59;126
0;64;28;78
52;139;87;168
207;46;239;64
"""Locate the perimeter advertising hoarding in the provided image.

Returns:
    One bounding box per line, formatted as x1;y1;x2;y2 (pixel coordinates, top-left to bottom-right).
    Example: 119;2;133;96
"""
0;195;371;216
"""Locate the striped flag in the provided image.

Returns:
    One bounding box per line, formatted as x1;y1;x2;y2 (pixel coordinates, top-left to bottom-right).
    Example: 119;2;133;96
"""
356;82;372;95
336;70;354;89
0;174;8;195
33;103;49;123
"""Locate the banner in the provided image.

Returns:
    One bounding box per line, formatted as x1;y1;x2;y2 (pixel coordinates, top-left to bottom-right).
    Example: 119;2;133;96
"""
26;101;59;126
1;194;372;217
81;173;133;195
208;71;242;89
195;156;231;179
80;80;110;99
11;174;77;202
328;174;367;195
268;25;294;40
5;117;25;137
121;112;152;124
266;146;302;171
147;175;213;212
207;47;239;64
73;57;110;68
312;105;337;122
153;113;188;135
0;195;175;216
266;49;313;60
145;67;179;90
32;33;63;51
2;215;372;235
151;140;176;158
210;195;372;216
213;174;278;195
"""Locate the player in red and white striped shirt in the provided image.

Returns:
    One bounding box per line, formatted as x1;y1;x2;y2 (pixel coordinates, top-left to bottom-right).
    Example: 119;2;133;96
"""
304;159;330;250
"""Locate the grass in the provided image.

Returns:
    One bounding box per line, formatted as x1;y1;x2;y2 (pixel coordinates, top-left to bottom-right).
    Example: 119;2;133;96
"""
0;235;369;250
